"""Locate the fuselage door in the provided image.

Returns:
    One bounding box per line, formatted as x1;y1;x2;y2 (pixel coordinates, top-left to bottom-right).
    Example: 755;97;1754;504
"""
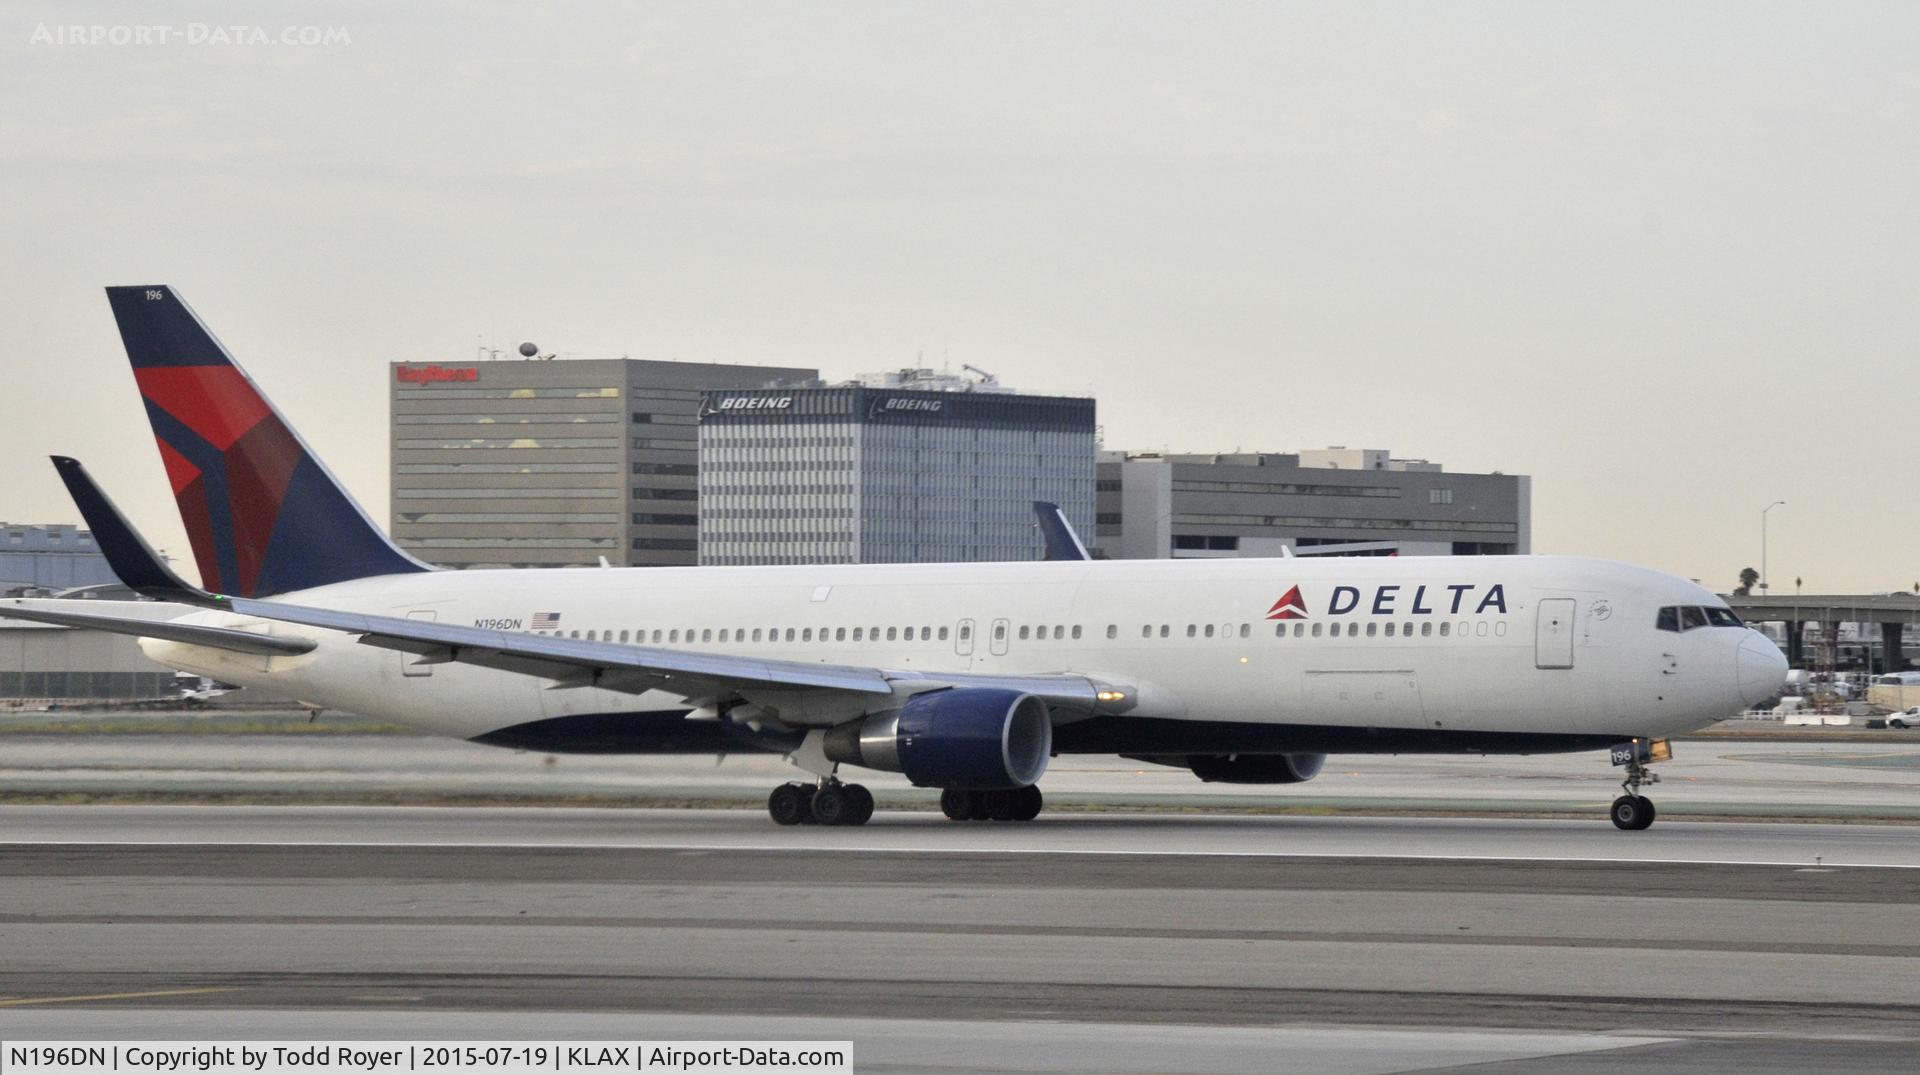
1535;598;1575;670
400;609;438;677
955;618;975;657
989;617;1010;657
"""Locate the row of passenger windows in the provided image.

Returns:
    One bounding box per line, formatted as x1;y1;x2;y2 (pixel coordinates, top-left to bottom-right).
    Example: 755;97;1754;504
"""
532;618;1507;644
1656;605;1744;632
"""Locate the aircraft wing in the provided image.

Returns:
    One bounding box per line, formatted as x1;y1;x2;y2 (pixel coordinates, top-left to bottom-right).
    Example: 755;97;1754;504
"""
42;454;1124;721
227;596;893;695
0;599;317;658
223;595;1118;717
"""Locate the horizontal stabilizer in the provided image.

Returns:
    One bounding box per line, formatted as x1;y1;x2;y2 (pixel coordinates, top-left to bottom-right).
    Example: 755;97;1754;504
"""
0;601;316;657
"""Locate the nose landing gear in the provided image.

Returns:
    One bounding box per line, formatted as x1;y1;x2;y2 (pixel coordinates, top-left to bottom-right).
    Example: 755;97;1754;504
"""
1609;759;1659;831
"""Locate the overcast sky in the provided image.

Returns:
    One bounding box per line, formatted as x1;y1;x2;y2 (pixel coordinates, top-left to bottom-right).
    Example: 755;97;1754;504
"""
3;1;1915;592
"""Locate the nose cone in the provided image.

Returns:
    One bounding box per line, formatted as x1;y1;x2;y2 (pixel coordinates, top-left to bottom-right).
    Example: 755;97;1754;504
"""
1737;634;1789;706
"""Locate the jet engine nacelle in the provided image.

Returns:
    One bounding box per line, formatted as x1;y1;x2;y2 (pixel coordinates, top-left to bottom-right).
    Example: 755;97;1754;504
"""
1186;752;1326;784
823;688;1052;789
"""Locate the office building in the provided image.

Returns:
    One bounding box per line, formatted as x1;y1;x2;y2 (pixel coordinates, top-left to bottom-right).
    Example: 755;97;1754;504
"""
699;371;1096;565
1095;449;1529;560
390;357;814;569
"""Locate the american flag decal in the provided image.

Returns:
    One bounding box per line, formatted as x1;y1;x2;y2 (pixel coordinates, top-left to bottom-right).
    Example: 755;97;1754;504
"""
531;612;562;629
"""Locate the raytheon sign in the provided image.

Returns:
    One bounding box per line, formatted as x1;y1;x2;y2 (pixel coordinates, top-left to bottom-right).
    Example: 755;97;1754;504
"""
395;365;478;384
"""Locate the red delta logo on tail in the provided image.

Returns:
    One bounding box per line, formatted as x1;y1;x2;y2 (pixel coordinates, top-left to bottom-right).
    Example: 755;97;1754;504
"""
1266;585;1308;620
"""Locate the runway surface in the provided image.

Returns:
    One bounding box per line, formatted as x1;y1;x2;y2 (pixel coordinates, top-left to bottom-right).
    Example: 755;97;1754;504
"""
6;721;1920;820
1;806;1917;1073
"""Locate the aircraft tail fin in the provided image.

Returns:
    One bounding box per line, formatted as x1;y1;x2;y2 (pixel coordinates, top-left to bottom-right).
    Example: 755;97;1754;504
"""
104;286;427;597
1032;501;1091;561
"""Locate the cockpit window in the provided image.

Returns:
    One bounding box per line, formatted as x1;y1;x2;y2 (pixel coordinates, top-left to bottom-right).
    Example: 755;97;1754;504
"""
1659;604;1744;632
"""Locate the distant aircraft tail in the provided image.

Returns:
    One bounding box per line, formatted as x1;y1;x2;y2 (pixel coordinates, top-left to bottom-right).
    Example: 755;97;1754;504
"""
104;285;427;597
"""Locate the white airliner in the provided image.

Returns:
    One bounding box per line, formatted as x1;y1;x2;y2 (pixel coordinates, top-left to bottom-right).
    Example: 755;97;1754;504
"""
0;287;1788;830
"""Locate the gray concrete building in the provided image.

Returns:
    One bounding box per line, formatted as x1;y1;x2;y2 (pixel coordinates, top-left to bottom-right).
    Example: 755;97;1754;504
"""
698;372;1096;565
0;524;117;594
0;615;180;702
390;357;813;569
1095;449;1529;560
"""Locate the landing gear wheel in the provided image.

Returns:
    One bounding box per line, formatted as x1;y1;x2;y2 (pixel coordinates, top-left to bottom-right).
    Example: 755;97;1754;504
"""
843;784;875;825
940;788;979;821
1012;785;1044;822
811;784;850;826
1610;794;1655;831
985;790;1019;822
768;783;811;826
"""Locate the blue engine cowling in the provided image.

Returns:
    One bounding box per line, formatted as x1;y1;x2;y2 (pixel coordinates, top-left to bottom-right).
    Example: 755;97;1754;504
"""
822;688;1052;789
1186;753;1325;784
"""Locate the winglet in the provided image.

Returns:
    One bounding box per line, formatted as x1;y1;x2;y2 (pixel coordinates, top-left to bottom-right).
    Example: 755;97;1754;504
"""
49;455;223;607
1032;501;1090;561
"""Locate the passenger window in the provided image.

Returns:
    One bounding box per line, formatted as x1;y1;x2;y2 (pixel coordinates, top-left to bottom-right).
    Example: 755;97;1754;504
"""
1495;622;1508;637
836;628;847;641
786;628;796;642
1238;623;1250;639
993;623;1006;641
1056;626;1066;640
921;626;932;640
618;630;629;643
668;629;679;643
1293;623;1304;637
1681;606;1709;631
1311;623;1323;638
652;630;662;643
1366;623;1377;637
1347;623;1359;637
1072;625;1083;640
750;629;761;642
1275;623;1287;639
1475;622;1488;637
886;627;897;641
1159;625;1170;638
701;629;712;643
1204;624;1215;638
853;628;864;642
718;629;729;643
1439;623;1450;637
1019;626;1030;640
938;626;949;641
1384;623;1395;637
960;624;973;641
1403;622;1412;636
1421;622;1432;637
1142;625;1152;638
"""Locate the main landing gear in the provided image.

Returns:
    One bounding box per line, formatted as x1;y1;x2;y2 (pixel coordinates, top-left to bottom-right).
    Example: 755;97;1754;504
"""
1610;758;1658;831
940;786;1043;823
768;778;875;826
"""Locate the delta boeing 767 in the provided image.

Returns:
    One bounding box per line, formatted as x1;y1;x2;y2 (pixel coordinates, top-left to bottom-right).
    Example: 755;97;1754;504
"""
0;287;1787;829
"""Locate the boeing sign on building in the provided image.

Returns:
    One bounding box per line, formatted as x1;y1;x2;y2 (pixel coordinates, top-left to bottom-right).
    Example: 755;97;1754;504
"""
698;373;1097;565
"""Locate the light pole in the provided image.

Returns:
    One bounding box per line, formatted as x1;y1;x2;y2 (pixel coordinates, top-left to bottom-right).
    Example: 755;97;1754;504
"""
1761;500;1786;592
